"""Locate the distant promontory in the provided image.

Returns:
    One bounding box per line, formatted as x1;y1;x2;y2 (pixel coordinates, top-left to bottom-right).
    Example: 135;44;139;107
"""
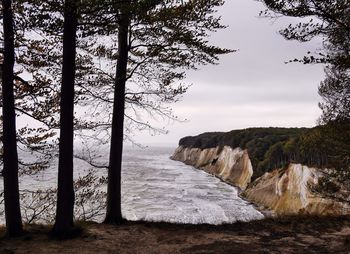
172;127;350;216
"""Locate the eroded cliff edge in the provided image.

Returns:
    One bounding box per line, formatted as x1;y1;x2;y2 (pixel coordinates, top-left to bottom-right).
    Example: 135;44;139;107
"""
171;128;350;216
171;145;253;190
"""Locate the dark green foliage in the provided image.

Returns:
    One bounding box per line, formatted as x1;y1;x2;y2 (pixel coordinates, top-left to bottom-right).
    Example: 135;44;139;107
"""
260;0;350;123
180;128;303;178
318;66;350;123
258;0;350;191
179;124;350;179
260;0;350;66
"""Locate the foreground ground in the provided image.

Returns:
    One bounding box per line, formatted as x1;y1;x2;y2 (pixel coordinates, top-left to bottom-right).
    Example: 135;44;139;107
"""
1;216;350;254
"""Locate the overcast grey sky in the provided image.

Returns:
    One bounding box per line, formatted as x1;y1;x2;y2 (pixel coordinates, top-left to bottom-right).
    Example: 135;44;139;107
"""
135;0;325;146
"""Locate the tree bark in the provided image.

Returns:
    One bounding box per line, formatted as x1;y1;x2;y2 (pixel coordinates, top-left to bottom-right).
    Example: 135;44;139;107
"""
104;5;130;225
52;0;78;237
1;0;23;237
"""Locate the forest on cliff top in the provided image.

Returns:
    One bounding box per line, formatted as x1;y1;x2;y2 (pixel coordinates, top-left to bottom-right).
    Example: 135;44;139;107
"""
179;122;350;180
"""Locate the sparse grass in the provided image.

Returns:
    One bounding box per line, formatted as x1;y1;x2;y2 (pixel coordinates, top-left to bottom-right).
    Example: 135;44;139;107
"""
23;223;51;233
0;216;350;253
75;220;98;229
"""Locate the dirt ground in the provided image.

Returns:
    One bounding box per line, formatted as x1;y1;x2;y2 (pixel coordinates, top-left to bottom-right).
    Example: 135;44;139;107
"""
1;216;350;254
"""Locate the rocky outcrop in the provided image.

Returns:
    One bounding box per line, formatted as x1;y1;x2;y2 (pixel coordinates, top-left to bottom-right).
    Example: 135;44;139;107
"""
171;145;253;190
172;146;350;216
243;164;350;215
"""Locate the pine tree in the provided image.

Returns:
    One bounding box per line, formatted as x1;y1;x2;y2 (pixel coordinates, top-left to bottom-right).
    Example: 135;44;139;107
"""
104;1;131;224
319;66;350;123
0;0;61;177
260;0;350;187
90;0;233;224
1;0;23;237
51;0;78;237
260;0;350;122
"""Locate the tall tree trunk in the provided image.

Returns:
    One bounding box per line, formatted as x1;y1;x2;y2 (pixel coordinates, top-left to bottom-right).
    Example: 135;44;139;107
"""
52;0;78;236
104;5;130;225
1;0;23;237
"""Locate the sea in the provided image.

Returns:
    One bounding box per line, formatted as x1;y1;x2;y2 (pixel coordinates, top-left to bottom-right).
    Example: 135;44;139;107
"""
0;146;264;225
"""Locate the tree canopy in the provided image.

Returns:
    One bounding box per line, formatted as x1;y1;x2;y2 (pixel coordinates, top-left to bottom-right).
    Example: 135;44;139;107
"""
261;0;350;123
1;0;233;234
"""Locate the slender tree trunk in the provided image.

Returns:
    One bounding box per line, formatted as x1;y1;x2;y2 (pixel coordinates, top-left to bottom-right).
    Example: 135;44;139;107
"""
104;6;130;225
52;0;78;236
1;0;23;237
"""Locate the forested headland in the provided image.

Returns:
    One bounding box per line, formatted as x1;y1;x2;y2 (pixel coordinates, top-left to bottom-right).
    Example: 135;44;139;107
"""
179;123;350;180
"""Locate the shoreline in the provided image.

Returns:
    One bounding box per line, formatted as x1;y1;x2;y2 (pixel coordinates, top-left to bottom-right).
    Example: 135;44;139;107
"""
169;155;273;218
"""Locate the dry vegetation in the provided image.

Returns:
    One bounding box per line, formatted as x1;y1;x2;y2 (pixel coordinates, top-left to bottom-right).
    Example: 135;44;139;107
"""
1;216;350;254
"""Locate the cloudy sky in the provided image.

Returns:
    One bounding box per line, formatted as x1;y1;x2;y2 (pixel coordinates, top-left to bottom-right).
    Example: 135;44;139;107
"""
135;0;326;146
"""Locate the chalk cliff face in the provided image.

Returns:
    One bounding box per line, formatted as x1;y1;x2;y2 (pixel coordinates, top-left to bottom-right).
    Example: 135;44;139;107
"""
172;146;350;216
171;145;253;190
243;164;350;215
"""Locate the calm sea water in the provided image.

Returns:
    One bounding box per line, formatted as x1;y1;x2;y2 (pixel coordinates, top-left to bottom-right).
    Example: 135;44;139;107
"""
0;147;264;225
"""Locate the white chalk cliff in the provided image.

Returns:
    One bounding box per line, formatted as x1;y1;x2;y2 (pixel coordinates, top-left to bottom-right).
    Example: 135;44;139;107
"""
171;146;253;190
243;164;350;215
171;146;350;216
